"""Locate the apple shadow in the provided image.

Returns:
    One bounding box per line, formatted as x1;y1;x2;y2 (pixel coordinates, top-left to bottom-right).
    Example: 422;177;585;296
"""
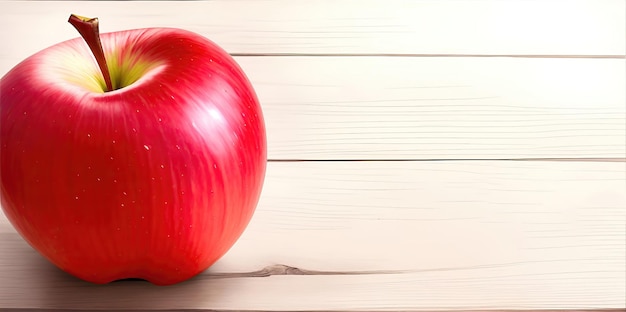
0;233;233;310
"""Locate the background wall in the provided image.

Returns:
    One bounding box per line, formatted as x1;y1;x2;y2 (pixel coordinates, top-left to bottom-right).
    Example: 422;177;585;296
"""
1;1;625;310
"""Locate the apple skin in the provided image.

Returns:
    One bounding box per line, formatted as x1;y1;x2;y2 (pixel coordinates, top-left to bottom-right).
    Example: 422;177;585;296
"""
0;28;266;285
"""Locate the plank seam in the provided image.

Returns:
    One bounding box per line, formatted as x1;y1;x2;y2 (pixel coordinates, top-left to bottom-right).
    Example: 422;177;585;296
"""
267;158;626;163
3;309;624;312
231;53;626;59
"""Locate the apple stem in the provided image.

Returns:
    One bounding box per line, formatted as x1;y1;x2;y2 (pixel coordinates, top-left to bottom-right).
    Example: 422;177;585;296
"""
68;14;114;92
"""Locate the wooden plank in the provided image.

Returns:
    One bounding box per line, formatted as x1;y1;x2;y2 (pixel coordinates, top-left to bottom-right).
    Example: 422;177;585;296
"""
1;161;624;310
1;55;623;160
0;0;623;61
243;57;625;160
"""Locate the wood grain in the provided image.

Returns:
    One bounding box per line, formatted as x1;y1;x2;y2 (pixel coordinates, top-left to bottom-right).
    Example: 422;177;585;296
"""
242;57;625;160
0;0;623;58
1;161;624;310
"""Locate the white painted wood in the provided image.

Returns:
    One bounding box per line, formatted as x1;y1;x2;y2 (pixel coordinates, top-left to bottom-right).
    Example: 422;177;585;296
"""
0;0;623;60
238;57;626;160
0;1;624;310
1;161;624;310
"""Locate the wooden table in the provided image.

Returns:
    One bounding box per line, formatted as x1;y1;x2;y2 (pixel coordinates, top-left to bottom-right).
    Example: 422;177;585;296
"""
1;0;625;311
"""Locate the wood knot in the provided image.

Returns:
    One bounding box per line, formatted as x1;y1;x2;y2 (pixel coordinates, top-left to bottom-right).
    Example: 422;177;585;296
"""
258;264;306;276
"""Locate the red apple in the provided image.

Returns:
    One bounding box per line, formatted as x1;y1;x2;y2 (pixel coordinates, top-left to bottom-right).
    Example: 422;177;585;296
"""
0;15;266;285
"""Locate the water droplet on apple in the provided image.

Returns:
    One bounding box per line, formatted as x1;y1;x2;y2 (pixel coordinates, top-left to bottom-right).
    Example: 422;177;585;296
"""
175;144;181;150
75;196;79;200
117;227;121;231
160;164;165;169
96;177;101;182
87;133;91;138
136;109;140;113
113;179;118;183
141;216;145;219
158;118;162;122
23;111;27;115
164;201;168;205
122;191;127;196
112;140;116;144
167;234;171;238
120;203;125;207
213;164;217;169
132;128;137;133
144;145;150;151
